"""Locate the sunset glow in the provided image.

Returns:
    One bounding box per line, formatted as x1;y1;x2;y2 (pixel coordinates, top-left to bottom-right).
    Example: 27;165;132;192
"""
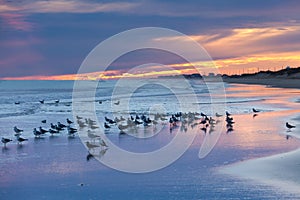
1;1;300;79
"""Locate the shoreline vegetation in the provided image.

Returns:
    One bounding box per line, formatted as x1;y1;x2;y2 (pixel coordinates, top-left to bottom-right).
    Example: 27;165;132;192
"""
159;66;300;89
223;66;300;89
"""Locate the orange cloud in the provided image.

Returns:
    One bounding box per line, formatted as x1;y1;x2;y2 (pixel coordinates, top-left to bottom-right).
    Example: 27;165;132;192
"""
2;26;300;79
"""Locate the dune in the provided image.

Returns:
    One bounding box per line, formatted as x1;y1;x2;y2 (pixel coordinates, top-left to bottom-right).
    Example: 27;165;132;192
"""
223;67;300;89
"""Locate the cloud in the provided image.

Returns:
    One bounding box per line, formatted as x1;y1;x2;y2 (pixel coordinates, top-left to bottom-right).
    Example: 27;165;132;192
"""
0;12;33;31
0;0;138;14
156;26;300;60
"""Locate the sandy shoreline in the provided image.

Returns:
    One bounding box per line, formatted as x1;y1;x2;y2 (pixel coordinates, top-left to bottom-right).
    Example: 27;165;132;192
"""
223;77;300;89
219;81;300;194
219;148;300;194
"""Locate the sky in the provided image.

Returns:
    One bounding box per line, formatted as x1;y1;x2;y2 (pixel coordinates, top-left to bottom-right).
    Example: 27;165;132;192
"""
1;0;300;80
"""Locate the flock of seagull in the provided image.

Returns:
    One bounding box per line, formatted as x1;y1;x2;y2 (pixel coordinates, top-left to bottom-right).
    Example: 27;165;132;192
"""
1;103;297;149
1;118;78;147
101;111;234;135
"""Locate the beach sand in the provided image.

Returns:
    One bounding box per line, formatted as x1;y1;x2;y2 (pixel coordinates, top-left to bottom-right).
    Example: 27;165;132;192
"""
219;80;300;194
219;148;300;194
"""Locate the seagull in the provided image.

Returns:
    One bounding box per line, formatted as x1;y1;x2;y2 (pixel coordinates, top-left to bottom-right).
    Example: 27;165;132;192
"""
14;126;23;133
49;129;59;135
15;101;20;105
227;127;234;133
76;116;83;120
39;127;48;134
39;100;44;104
215;113;223;117
200;119;207;126
90;124;99;129
286;122;296;129
200;127;207;133
226;123;233;128
114;100;120;105
1;137;12;147
17;137;28;144
134;119;143;125
77;121;86;128
252;108;260;113
68;126;77;132
33;128;42;137
104;122;111;129
55;100;59;104
117;124;128;132
66;118;73;124
87;118;96;125
57;122;66;128
99;139;108;148
226;116;234;122
120;116;126;121
86;141;99;149
87;130;100;140
67;126;77;135
41;119;47;123
200;112;207;117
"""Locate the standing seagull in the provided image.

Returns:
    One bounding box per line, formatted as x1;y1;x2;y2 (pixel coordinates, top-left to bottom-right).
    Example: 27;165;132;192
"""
33;128;42;137
14;126;23;134
66;118;73;124
86;141;100;150
39;127;49;134
286;122;296;129
1;137;12;147
17;137;28;144
215;113;223;117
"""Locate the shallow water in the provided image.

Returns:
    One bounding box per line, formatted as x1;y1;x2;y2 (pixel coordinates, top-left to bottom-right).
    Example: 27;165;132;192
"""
0;80;300;199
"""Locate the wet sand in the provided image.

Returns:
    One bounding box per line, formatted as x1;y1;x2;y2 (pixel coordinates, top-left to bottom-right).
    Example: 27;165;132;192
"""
219;82;300;194
220;148;300;194
1;111;300;199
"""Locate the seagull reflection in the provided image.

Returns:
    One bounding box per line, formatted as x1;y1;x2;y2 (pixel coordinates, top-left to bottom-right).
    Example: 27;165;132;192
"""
209;127;215;134
86;141;99;149
86;148;108;161
86;152;94;161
